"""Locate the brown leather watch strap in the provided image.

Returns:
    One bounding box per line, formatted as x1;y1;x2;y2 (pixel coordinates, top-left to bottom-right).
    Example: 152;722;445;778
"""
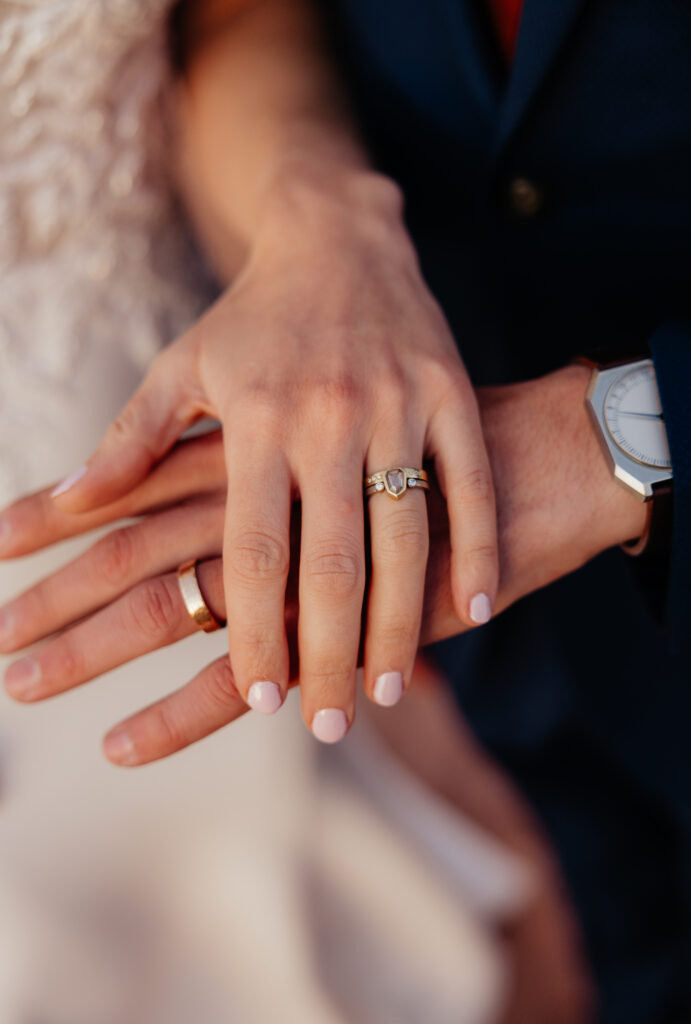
625;489;673;621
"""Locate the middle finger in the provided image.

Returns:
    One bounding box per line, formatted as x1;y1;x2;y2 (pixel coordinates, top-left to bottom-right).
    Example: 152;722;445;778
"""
297;453;365;744
223;437;292;716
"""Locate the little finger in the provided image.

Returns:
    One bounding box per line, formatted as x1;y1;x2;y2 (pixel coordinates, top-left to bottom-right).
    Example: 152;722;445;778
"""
103;655;248;766
429;395;499;627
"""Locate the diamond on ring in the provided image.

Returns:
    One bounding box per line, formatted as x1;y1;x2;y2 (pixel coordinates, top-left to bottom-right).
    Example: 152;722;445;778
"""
385;469;406;497
364;466;430;501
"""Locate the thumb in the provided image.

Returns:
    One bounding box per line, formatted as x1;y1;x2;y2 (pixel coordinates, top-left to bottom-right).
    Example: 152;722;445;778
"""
51;339;211;513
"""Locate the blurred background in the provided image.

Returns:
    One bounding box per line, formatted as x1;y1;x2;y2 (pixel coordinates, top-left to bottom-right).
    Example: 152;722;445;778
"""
0;1;596;1022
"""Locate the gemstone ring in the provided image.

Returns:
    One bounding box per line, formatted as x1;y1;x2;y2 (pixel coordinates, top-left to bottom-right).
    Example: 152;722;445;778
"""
364;467;429;500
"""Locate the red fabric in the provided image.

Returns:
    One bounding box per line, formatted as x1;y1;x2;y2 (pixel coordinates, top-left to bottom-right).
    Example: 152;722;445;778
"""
488;0;523;60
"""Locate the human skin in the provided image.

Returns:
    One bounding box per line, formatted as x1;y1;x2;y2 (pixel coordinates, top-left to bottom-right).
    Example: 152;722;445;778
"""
0;378;608;1022
45;0;500;743
0;365;646;766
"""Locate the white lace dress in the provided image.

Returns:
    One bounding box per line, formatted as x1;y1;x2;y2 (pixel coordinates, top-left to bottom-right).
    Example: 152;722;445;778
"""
0;4;525;1022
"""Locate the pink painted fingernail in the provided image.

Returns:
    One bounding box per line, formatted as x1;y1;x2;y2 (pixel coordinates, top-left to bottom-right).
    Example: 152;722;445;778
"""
373;671;403;707
4;657;41;698
104;730;137;766
470;592;492;625
247;681;282;715
51;464;88;499
311;708;348;744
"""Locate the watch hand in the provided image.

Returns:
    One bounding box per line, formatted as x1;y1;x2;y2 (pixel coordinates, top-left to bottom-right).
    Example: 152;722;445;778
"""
617;411;664;421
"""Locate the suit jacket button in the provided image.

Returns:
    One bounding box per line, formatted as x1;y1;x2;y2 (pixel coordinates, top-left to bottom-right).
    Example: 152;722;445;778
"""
508;177;543;218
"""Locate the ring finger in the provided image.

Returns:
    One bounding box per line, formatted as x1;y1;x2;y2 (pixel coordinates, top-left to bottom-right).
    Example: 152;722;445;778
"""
2;561;224;703
363;430;429;708
0;497;224;654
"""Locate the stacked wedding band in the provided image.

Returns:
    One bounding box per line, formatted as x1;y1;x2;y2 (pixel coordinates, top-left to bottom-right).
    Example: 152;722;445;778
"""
364;467;429;500
177;559;226;633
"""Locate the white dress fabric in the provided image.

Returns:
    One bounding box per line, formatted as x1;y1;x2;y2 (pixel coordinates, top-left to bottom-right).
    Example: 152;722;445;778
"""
0;3;527;1021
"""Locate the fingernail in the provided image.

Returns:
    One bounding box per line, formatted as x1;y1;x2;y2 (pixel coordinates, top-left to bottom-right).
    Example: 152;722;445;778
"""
0;609;15;647
104;730;138;766
373;671;404;707
247;681;282;715
470;592;492;625
50;464;88;499
311;708;348;744
4;657;41;698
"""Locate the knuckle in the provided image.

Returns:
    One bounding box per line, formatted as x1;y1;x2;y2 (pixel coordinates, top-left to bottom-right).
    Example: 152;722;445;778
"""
17;582;64;644
109;399;146;442
308;374;362;434
93;527;136;587
457;467;494;508
235;387;285;435
9;494;48;546
426;351;469;392
309;657;355;691
304;545;363;600
462;541;498;564
129;577;181;641
20;582;52;627
234;625;281;682
203;656;240;710
374;619;419;652
230;529;289;586
153;704;187;754
375;369;410;420
317;372;362;407
376;509;429;567
51;636;84;683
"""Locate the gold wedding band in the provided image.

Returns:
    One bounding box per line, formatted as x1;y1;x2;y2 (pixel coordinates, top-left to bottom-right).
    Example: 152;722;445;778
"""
364;467;429;500
177;559;226;633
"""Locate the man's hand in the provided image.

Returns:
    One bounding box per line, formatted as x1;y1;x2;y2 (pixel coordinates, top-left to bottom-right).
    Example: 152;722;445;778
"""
0;365;646;764
422;364;648;644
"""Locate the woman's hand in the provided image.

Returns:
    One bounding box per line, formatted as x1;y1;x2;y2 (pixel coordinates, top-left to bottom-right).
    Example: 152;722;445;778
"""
0;365;645;766
46;171;499;741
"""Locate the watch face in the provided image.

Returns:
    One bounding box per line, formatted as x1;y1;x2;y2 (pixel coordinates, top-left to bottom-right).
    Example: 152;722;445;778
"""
604;363;672;469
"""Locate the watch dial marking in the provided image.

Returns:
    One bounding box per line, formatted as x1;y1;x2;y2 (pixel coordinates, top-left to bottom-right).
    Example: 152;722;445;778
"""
604;364;672;469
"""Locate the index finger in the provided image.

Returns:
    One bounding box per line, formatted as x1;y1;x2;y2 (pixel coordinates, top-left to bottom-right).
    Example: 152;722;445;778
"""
49;336;205;514
0;431;226;559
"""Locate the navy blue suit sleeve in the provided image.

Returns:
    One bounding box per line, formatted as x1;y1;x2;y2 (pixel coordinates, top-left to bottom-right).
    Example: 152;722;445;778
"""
649;322;691;659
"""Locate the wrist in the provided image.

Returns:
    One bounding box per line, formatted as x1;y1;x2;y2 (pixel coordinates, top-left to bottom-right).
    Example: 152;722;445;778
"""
549;365;648;551
480;367;648;595
251;155;413;263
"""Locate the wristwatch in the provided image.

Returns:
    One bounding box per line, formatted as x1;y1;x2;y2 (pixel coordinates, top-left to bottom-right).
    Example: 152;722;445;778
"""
579;354;673;556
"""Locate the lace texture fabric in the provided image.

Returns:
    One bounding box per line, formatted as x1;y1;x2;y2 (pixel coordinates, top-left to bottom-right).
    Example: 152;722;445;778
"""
0;0;211;501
